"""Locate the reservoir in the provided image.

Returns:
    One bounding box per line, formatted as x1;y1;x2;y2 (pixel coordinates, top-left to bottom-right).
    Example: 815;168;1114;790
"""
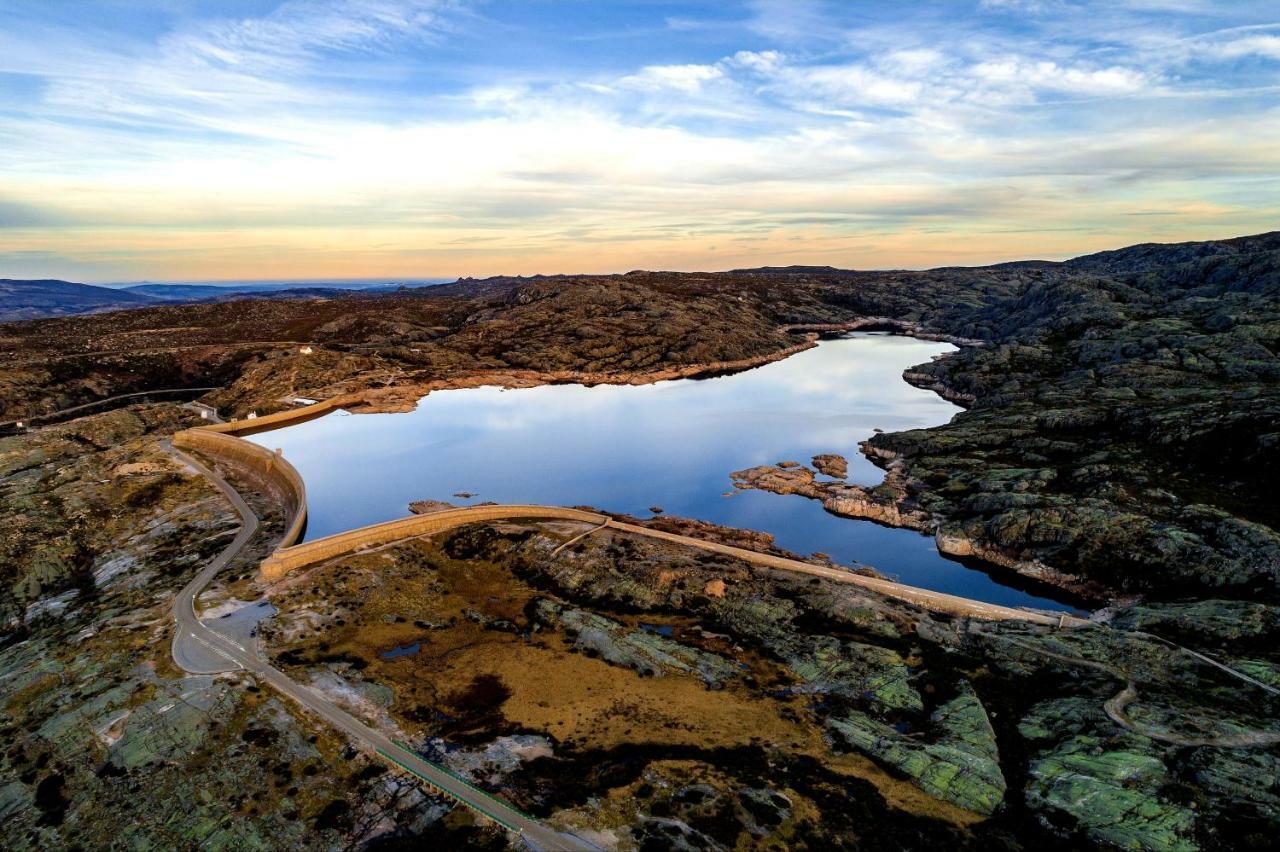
249;333;1079;612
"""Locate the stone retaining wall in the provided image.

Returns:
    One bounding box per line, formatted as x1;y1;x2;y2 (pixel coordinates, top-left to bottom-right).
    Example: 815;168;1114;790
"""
260;505;606;580
197;392;365;437
173;428;308;548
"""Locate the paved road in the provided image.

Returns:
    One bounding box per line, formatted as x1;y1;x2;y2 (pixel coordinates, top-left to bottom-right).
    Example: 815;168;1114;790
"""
165;443;594;851
167;440;261;674
2;339;311;368
0;387;220;433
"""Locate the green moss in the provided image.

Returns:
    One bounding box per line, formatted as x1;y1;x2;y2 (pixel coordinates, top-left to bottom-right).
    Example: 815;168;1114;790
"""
828;681;1005;815
1022;698;1198;851
788;637;923;711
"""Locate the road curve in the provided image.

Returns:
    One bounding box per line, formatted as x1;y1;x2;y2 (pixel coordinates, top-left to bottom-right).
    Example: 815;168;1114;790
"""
166;440;259;675
165;442;595;851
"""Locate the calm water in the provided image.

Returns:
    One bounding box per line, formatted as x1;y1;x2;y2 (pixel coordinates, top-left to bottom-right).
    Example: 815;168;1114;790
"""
249;334;1078;612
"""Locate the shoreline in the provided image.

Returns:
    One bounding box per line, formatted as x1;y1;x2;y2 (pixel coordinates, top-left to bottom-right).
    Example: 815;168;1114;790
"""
732;455;1105;605
216;318;978;423
178;324;1097;618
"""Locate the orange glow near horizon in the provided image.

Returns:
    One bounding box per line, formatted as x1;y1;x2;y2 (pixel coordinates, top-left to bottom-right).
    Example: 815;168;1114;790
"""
1;1;1277;282
2;218;1275;283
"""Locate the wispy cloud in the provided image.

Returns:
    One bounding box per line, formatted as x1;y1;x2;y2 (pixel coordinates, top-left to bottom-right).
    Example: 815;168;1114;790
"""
617;64;725;94
745;0;836;43
0;0;1276;280
164;0;462;72
1195;33;1280;62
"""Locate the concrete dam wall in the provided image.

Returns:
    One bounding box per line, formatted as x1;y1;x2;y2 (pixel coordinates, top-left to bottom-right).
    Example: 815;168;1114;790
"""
197;392;366;438
258;505;1083;626
173;427;308;549
260;505;608;580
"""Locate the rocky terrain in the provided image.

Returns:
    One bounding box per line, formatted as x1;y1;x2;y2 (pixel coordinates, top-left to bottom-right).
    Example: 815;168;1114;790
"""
1;231;1278;848
0;405;226;627
0;422;501;848
5;233;1276;605
864;238;1280;599
258;517;1280;850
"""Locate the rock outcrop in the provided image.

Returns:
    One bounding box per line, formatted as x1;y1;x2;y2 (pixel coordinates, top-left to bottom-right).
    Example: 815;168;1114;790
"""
811;453;848;478
1020;698;1198;851
829;681;1006;815
533;599;741;687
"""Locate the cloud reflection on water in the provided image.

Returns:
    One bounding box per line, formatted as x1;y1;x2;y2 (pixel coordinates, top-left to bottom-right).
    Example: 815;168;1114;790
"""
250;334;1077;611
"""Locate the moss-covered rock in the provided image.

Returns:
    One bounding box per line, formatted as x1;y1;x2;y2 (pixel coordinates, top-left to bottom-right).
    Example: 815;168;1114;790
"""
108;677;235;770
788;636;923;711
1021;698;1198;851
828;681;1005;815
0;781;32;822
534;599;741;687
1108;600;1280;645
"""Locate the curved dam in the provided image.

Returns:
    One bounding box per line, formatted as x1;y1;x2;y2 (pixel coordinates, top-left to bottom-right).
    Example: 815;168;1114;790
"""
173;428;309;548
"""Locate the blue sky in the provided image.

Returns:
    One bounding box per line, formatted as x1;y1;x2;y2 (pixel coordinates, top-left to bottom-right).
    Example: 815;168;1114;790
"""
0;0;1277;281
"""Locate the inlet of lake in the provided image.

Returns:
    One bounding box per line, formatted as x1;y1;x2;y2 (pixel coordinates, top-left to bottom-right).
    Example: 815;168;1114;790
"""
248;333;1079;612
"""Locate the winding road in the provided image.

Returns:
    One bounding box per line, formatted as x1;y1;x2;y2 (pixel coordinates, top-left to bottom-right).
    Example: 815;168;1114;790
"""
983;630;1280;748
0;387;220;433
165;442;597;851
163;394;1280;843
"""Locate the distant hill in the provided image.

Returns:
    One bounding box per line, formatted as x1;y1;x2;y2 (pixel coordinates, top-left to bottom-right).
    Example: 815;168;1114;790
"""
726;265;850;275
121;283;256;300
120;282;402;300
1064;231;1280;274
7;233;1279;323
0;280;433;322
119;280;442;300
194;287;371;304
0;279;158;322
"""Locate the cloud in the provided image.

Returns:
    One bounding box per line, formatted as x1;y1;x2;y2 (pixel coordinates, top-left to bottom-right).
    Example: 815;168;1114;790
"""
979;0;1074;13
745;0;835;43
617;64;725;94
728;50;785;75
161;0;461;73
971;57;1154;97
0;199;71;229
787;64;925;108
0;0;1276;280
744;47;1152;115
1199;34;1280;62
0;0;469;144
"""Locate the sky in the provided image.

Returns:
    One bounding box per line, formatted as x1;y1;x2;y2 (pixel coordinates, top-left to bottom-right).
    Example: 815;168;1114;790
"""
0;0;1277;282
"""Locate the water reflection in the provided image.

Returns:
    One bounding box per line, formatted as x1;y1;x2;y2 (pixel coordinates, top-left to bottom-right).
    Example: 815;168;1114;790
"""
249;334;1077;612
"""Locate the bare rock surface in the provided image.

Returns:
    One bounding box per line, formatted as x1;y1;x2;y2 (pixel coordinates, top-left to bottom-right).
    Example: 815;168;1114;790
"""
812;453;848;478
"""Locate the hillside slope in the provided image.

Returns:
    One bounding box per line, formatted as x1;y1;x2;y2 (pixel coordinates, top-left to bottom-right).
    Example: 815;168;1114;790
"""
1;231;1276;603
0;279;157;321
